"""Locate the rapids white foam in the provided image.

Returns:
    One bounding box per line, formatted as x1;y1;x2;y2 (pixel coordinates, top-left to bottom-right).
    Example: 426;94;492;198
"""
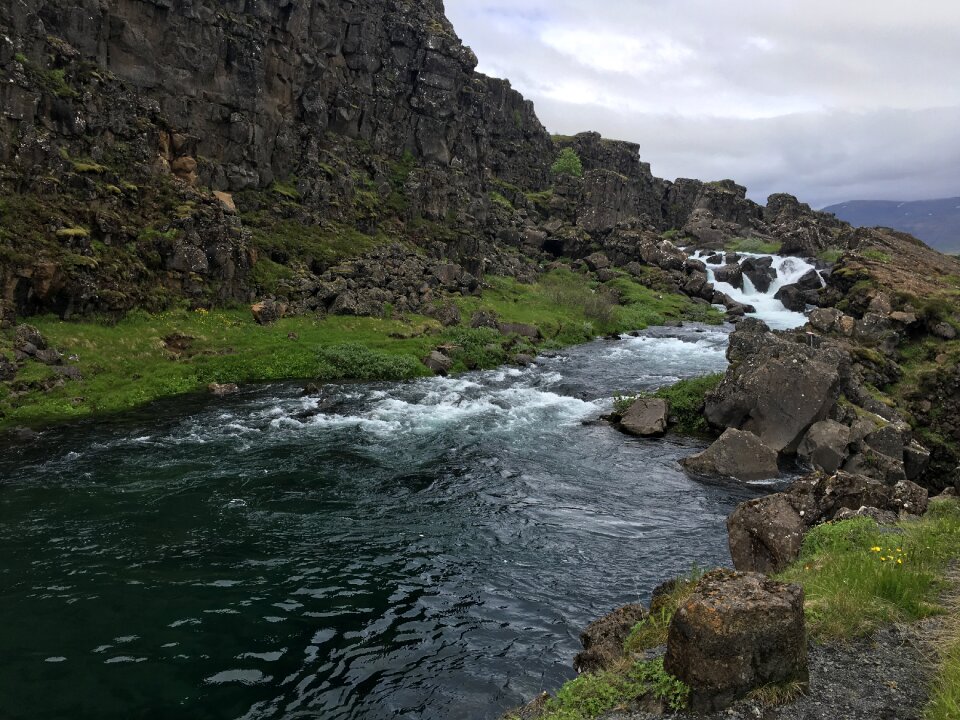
693;250;819;330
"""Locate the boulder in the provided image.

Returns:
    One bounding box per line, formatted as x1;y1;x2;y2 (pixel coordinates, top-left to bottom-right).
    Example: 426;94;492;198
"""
681;428;779;482
208;383;239;397
0;355;16;381
423;351;453;376
727;471;929;572
497;322;542;340
727;494;807;573
904;441;931;481
573;603;647;673
797;420;851;473
619;398;670;437
741;257;777;293
713;263;744;290
664;570;808;712
795;268;824;291
470;309;499;329
584;252;611;272
843;450;907;484
705;253;723;265
704;322;844;453
430;303;462;327
809;307;843;333
514;353;535;367
833;506;899;525
774;283;806;311
33;348;62;366
251;299;286;325
15;324;47;351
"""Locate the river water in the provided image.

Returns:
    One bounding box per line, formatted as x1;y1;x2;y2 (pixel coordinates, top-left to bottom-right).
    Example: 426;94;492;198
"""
0;254;814;720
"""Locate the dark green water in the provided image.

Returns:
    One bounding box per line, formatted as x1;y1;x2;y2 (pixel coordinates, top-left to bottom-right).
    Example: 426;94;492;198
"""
0;325;767;719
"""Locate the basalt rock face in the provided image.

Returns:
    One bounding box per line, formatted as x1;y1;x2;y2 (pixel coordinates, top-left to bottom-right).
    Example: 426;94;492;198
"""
0;0;885;326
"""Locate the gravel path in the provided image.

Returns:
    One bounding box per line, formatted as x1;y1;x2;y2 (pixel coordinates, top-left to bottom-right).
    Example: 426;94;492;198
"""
609;621;940;720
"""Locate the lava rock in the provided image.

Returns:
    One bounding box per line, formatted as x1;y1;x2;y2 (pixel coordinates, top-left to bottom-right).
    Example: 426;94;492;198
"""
423;350;453;376
664;570;808;712
681;428;780;482
774;283;807;311
798;420;851;473
251;299;286;325
573;603;647;673
713;263;744;290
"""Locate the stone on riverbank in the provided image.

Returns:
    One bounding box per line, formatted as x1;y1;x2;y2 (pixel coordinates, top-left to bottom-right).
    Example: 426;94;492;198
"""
423;350;453;376
798;420;851;473
620;398;670;437
727;471;929;573
573;603;648;673
664;569;808;713
681;428;779;481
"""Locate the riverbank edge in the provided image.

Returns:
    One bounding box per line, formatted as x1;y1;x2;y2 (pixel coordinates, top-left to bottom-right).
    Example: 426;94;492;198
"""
506;490;960;720
0;264;724;438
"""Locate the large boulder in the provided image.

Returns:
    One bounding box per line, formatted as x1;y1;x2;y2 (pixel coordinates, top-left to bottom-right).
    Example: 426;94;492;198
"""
573;603;647;673
681;428;779;482
423;351;453;376
797;420;851;473
774;283;807;312
741;257;777;293
713;263;744;290
251;299;286;325
664;570;808;712
497;322;541;340
727;471;929;572
619;398;670;437
704;321;846;453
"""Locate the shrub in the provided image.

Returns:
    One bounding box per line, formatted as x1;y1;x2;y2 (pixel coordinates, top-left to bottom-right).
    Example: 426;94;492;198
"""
653;374;723;435
551;148;584;178
725;237;782;254
445;328;507;371
315;343;424;381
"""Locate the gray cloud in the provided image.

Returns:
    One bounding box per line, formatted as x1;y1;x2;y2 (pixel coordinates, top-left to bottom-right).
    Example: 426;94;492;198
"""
444;0;960;207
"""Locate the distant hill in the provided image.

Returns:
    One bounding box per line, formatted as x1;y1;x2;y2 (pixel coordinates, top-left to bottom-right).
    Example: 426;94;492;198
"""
823;198;960;254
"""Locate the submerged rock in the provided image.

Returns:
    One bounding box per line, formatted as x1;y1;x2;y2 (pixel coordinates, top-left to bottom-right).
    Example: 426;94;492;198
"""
681;428;779;482
619;398;670;437
664;569;808;712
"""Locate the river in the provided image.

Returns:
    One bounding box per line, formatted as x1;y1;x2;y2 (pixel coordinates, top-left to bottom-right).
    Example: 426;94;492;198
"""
0;253;814;719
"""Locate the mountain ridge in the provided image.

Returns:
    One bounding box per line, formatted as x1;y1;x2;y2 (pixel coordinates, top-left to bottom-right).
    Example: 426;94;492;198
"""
823;198;960;253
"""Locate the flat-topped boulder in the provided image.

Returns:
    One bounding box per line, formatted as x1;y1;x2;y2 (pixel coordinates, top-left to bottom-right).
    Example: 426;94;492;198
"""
664;570;808;712
619;398;670;437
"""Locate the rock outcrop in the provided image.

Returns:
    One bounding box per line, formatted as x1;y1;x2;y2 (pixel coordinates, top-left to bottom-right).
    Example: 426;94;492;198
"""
727;471;929;573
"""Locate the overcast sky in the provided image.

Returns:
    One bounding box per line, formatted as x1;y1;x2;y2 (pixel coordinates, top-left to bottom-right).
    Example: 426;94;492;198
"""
444;0;960;208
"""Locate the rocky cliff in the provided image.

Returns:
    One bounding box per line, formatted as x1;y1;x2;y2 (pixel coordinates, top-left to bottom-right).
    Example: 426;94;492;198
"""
0;0;855;325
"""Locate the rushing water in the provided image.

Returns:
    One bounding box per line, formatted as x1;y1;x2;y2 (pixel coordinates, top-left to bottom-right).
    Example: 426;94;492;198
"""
0;255;813;720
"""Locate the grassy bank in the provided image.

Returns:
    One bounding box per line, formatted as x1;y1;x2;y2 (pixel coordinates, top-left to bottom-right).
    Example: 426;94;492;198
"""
0;267;722;431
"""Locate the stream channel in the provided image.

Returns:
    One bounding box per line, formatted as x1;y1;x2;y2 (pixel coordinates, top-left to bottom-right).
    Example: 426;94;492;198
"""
0;253;816;719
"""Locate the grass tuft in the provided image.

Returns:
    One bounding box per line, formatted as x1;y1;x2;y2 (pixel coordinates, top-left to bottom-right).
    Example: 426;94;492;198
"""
779;500;960;642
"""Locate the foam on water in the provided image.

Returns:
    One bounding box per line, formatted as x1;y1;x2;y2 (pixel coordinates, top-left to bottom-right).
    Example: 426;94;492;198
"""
693;250;819;330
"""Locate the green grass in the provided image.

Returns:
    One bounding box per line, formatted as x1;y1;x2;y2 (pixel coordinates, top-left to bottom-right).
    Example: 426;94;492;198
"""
456;269;722;349
818;249;845;264
725;237;783;254
0;265;723;430
0;309;439;429
244;218;387;271
624;569;702;653
862;249;893;263
778;500;960;641
510;658;688;720
928;629;960;720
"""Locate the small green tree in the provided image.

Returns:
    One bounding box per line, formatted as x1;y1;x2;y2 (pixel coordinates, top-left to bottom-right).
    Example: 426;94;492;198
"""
551;147;583;177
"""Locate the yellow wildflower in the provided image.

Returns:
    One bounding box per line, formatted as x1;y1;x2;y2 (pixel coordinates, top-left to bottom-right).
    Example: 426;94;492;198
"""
870;546;882;552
